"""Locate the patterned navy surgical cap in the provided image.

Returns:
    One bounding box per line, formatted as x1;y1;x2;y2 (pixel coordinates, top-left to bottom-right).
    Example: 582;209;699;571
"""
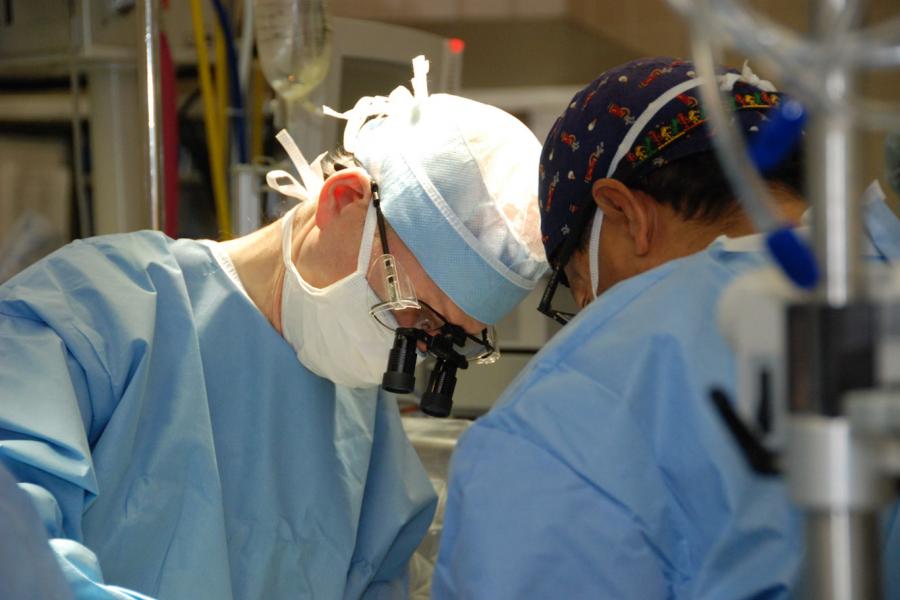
538;56;787;261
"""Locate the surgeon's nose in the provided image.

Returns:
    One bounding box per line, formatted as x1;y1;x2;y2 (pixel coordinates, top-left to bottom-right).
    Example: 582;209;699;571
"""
393;309;422;329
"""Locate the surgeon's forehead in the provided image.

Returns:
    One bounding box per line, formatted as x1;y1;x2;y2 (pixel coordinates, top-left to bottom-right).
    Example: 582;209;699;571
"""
388;228;488;335
420;287;488;336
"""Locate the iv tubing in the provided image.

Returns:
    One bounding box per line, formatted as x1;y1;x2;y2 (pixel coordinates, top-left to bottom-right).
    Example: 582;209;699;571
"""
250;62;267;161
190;0;233;238
238;0;254;95
687;3;781;232
211;0;249;163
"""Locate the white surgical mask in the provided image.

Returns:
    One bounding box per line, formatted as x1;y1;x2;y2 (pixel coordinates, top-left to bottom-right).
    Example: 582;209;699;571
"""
280;202;397;388
588;208;604;301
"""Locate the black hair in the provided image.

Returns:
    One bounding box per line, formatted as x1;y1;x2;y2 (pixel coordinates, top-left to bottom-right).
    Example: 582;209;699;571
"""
321;112;384;176
320;146;363;177
630;147;804;221
577;146;805;250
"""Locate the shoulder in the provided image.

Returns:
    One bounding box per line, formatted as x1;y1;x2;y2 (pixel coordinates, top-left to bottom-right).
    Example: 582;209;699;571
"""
56;230;179;268
498;247;756;400
2;231;179;297
0;232;215;343
1;232;217;300
476;245;765;471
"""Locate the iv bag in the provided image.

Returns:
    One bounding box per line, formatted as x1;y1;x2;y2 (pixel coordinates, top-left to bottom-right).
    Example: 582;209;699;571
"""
255;0;332;101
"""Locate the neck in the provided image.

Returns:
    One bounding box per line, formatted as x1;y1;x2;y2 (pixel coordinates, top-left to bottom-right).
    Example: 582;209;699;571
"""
221;203;317;333
665;186;808;257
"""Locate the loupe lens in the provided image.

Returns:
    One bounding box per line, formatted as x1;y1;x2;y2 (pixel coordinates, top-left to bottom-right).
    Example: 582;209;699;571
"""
382;329;418;393
420;360;458;418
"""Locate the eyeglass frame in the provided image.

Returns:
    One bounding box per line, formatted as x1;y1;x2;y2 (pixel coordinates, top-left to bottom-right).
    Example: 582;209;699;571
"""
369;181;499;362
537;203;598;326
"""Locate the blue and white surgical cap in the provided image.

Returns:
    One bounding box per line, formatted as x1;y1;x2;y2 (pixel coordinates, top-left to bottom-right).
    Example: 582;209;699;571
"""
327;56;548;325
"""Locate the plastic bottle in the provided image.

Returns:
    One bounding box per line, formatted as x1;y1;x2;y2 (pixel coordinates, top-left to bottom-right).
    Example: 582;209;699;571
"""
255;0;331;102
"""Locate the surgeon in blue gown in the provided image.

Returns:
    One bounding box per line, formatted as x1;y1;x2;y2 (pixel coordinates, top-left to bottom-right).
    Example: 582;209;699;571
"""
0;59;548;599
433;57;900;598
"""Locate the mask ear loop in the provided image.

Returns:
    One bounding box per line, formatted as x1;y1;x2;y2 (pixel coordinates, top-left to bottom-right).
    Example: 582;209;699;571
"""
266;129;325;204
275;129;323;201
588;208;603;300
266;170;308;202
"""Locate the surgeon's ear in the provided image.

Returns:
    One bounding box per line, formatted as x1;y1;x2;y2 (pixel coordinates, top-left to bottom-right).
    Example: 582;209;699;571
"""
591;178;654;257
315;168;372;230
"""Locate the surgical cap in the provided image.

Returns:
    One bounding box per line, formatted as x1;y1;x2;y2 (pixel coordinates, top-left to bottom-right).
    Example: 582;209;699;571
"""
329;56;548;325
539;57;787;261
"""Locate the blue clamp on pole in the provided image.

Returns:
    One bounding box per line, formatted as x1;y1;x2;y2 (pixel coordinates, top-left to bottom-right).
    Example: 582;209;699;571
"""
748;98;819;289
766;226;819;290
748;99;806;174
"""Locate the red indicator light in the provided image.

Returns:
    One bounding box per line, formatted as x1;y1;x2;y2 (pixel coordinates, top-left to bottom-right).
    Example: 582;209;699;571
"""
449;38;466;54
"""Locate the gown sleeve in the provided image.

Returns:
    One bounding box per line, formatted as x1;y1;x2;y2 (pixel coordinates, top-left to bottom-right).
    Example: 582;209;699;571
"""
431;422;670;600
0;461;73;600
0;311;155;600
0;238;167;600
350;396;438;600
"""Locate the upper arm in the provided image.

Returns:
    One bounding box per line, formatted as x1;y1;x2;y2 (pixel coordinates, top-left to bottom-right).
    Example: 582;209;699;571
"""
0;315;159;599
0;312;99;540
0;463;73;600
433;424;670;600
0;236;166;536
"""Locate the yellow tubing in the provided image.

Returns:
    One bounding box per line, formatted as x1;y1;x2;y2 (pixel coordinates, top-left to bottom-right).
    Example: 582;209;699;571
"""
189;0;232;239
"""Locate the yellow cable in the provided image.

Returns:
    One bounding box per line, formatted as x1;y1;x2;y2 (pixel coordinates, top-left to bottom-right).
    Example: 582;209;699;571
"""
189;0;232;239
250;60;266;161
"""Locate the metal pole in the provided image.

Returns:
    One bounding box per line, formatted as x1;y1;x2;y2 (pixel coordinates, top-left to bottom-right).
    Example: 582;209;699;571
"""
137;0;163;231
806;511;881;599
794;1;880;598
89;64;147;234
69;2;92;238
807;0;865;307
786;415;885;599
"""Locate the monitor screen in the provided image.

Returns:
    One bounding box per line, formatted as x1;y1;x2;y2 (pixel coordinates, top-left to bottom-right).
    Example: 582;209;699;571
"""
337;56;414;114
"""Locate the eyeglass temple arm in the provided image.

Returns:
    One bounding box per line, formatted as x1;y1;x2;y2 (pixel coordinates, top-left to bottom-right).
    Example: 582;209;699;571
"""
538;266;570;326
537;206;596;326
468;328;495;353
423;299;493;352
372;183;391;255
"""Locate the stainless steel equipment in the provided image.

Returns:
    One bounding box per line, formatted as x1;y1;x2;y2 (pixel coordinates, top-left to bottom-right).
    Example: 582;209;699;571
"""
670;1;900;597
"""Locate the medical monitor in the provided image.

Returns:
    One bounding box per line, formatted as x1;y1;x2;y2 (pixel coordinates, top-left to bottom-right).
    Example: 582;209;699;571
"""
289;17;463;158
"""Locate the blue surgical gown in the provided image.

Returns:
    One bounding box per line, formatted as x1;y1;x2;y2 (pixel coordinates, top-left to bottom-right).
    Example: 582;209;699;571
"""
0;461;72;600
433;201;900;599
0;232;436;599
